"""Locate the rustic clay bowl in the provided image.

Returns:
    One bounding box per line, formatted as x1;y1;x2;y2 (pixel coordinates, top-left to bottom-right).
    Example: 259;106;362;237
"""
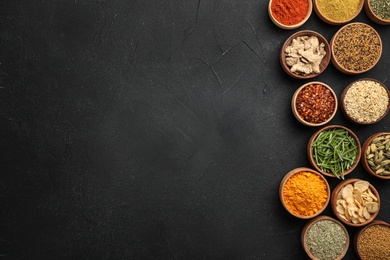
364;0;390;25
340;78;390;124
280;30;331;79
331;178;380;227
279;167;330;219
354;220;390;258
268;0;313;30
302;215;349;260
307;125;361;178
330;22;382;75
292;81;337;126
361;132;390;180
313;0;364;25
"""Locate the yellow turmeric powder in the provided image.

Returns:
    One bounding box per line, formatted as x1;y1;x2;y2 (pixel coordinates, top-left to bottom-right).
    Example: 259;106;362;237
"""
283;171;328;216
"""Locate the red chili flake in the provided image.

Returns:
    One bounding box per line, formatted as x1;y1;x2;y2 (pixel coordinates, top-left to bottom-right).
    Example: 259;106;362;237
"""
296;84;335;124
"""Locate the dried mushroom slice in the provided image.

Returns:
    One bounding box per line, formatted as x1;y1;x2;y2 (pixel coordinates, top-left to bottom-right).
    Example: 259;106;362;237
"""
354;181;369;192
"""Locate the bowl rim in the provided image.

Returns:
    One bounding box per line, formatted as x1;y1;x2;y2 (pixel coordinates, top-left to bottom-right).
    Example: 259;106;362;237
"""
280;30;331;79
361;132;390;179
340;78;390;125
301;215;350;260
354;220;390;258
330;22;382;75
330;178;380;227
313;0;364;25
364;0;390;25
307;125;362;178
268;0;313;30
292;81;338;126
279;167;330;219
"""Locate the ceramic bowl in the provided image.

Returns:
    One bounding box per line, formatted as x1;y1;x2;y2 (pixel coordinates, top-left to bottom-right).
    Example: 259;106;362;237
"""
361;132;390;180
280;30;331;79
364;0;390;25
331;178;380;227
302;215;349;260
340;78;390;124
307;125;361;179
354;220;390;258
279;167;330;219
313;0;364;25
268;0;313;30
330;22;382;75
292;81;337;126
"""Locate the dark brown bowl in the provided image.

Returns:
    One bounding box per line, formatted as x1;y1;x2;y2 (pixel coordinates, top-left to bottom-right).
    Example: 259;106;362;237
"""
354;220;390;258
280;30;331;79
307;125;361;179
364;0;390;25
330;22;382;75
268;0;313;30
361;132;390;180
313;0;363;25
340;78;390;124
302;215;349;260
331;178;380;227
292;81;337;126
279;167;330;219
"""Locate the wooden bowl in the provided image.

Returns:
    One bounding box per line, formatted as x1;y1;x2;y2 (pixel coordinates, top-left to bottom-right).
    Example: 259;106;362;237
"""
280;30;331;79
361;132;390;180
331;178;380;227
307;125;361;179
354;220;390;258
340;78;390;124
302;215;349;260
364;0;390;25
279;167;330;219
330;22;382;75
292;81;337;126
313;0;364;25
268;0;313;30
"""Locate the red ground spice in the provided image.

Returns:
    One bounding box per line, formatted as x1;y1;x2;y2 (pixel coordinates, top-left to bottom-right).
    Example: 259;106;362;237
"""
271;0;309;25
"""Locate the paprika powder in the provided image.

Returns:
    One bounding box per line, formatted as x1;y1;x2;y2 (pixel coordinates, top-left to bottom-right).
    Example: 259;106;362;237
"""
271;0;310;25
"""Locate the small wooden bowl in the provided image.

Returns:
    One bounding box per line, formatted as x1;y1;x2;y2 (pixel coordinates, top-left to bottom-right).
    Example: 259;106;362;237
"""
279;167;330;219
302;215;349;260
268;0;313;30
292;81;337;126
354;220;390;258
330;22;382;75
361;132;390;180
307;125;361;178
340;78;390;124
280;31;331;79
364;0;390;25
313;0;364;25
331;178;380;227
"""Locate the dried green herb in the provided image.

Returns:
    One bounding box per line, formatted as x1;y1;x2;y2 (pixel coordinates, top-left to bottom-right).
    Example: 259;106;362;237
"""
306;220;347;260
370;0;390;20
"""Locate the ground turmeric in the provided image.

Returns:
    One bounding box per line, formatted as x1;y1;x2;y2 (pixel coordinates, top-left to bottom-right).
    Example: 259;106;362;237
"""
283;171;328;216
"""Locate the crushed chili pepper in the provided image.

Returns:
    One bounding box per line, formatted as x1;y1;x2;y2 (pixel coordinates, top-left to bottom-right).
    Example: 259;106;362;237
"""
296;83;335;124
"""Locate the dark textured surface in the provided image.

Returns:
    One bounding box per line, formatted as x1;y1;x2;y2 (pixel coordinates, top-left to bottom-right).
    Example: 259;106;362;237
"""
1;0;390;259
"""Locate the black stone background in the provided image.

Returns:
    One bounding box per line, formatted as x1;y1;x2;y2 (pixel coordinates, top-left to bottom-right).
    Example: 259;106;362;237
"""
1;0;390;259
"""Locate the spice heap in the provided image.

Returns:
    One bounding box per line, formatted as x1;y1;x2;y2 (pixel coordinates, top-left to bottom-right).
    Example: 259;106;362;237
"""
296;83;335;124
285;36;326;75
306;220;347;260
271;0;309;25
366;134;390;175
335;181;379;224
311;128;358;179
343;80;389;123
370;0;390;20
332;23;382;73
316;0;361;21
357;224;390;260
283;171;328;216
